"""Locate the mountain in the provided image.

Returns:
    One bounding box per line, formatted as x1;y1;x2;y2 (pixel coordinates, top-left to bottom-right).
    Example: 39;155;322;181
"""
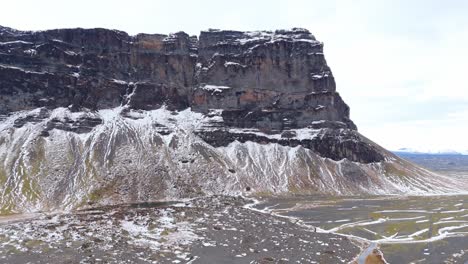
394;148;468;155
0;26;465;214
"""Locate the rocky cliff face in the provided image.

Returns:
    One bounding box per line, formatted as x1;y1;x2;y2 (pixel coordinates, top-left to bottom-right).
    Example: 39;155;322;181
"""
0;26;465;213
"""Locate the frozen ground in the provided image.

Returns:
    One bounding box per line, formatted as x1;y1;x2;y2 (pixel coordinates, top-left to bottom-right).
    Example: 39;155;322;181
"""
0;196;360;264
254;194;468;263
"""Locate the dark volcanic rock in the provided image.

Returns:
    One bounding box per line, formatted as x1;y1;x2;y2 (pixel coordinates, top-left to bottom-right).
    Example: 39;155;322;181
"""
0;25;372;162
44;115;103;134
196;129;385;163
0;27;195;113
0;26;353;126
193;29;355;130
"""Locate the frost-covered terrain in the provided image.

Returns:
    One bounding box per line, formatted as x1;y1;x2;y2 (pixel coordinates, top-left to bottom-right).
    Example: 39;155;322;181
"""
1;106;466;214
0;196;361;264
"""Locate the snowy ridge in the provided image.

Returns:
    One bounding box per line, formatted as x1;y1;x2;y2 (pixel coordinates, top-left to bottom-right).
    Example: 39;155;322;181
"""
220;141;464;196
235;29;320;46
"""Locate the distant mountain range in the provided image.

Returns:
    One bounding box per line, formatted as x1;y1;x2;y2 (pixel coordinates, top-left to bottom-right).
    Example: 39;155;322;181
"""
394;148;468;155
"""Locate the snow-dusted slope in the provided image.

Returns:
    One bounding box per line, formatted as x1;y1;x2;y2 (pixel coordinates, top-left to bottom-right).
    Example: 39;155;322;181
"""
0;107;465;214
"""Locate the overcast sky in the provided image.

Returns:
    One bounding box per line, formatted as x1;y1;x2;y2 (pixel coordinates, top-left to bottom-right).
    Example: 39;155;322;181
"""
2;0;468;152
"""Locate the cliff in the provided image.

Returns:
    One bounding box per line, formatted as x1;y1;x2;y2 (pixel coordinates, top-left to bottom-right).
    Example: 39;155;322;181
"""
0;26;464;213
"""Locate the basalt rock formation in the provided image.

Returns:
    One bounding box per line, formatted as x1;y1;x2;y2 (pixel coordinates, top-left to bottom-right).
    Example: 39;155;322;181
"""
0;26;464;213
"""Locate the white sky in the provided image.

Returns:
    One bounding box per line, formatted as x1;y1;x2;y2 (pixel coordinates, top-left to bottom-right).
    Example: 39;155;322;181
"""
2;0;468;152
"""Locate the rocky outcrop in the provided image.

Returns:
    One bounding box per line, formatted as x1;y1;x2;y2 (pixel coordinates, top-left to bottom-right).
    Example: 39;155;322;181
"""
0;26;365;161
0;26;465;213
0;26;194;112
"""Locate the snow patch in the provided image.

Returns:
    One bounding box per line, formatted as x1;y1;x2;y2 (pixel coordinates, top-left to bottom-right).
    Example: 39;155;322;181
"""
224;61;246;68
23;49;37;56
311;73;330;80
0;40;33;45
64;51;77;56
111;79;128;85
0;64;46;74
227;127;320;141
201;84;231;93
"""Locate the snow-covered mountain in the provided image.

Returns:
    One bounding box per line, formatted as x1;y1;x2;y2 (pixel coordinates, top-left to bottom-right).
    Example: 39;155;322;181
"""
0;26;466;214
394;148;468;155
